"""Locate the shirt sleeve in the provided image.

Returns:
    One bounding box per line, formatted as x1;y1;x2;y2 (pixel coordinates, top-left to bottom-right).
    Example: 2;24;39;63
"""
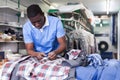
23;24;33;43
56;20;65;38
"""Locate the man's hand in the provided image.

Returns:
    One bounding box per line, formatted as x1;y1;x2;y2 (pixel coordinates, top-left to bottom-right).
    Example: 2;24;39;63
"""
36;52;46;60
48;51;57;60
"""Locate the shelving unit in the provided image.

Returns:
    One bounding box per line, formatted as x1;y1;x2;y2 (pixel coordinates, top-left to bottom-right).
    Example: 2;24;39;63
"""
48;8;93;33
0;5;25;53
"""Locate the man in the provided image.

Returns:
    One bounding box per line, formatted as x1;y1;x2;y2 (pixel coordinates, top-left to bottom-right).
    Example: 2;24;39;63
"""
23;4;66;60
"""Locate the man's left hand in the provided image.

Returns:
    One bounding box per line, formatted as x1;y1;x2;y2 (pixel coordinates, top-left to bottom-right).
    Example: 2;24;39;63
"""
48;51;57;60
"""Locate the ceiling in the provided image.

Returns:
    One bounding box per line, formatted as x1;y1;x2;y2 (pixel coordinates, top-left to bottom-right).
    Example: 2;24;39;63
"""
7;0;120;15
49;0;120;14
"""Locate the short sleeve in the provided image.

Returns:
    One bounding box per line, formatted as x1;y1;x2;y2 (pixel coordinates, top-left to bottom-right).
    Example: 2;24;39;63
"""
56;20;65;38
23;24;33;43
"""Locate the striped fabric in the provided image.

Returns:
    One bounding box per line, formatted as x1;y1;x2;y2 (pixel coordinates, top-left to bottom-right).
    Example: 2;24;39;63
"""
87;53;103;67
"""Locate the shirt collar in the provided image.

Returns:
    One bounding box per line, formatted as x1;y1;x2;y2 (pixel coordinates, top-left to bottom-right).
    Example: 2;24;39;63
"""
43;13;49;28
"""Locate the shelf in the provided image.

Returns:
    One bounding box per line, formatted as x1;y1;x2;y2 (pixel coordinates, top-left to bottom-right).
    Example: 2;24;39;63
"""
79;21;91;31
0;5;25;53
64;25;75;31
61;18;91;31
0;39;23;43
0;6;23;28
0;23;22;28
59;12;92;32
0;6;20;14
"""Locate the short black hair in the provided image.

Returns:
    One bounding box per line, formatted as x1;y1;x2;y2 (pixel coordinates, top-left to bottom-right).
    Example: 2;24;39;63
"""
27;4;44;18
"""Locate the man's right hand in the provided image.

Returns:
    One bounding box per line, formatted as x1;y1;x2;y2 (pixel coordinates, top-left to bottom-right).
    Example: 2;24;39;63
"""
36;52;46;60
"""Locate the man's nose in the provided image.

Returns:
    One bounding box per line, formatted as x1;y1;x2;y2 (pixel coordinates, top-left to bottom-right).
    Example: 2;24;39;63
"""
35;22;40;28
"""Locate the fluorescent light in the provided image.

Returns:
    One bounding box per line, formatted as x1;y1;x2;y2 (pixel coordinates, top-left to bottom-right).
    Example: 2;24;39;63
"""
106;0;110;14
50;5;55;9
100;23;103;27
21;11;24;18
42;0;57;9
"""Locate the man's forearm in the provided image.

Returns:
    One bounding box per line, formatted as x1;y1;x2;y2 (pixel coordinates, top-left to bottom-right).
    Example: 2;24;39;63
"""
54;44;66;55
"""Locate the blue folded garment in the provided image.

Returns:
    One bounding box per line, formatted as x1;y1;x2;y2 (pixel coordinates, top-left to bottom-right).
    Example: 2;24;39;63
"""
115;61;120;80
76;66;97;80
99;59;119;80
76;59;120;80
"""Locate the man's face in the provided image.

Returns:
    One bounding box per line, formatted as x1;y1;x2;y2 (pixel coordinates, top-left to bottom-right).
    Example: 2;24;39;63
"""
29;13;45;29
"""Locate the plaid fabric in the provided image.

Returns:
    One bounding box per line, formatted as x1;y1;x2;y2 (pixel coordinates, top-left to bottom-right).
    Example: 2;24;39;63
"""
67;49;81;60
1;56;70;80
0;56;30;80
34;59;70;80
0;62;14;80
16;58;70;80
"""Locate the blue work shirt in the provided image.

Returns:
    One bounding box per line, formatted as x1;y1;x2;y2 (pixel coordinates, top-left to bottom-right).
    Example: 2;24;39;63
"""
23;15;65;55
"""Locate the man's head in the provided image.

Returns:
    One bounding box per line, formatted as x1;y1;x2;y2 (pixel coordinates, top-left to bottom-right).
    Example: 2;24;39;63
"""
27;4;45;29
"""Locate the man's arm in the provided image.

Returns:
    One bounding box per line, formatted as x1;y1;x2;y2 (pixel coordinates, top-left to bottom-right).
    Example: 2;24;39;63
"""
48;36;66;60
25;43;45;59
55;36;66;54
